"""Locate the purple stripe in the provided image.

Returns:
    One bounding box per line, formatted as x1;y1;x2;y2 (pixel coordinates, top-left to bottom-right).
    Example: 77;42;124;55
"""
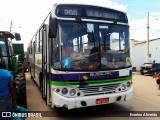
50;71;119;82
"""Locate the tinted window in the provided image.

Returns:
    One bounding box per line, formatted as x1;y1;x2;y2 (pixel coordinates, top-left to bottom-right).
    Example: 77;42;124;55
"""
153;64;160;69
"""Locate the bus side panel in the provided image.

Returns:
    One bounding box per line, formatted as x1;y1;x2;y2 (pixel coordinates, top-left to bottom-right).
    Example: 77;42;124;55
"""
29;41;35;79
35;53;42;86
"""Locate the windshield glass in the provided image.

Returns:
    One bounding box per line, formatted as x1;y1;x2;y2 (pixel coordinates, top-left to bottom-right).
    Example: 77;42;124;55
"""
0;34;8;69
0;36;7;56
52;20;130;71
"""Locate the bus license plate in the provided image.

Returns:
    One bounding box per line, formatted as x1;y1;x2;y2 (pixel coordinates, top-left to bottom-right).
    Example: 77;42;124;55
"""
96;98;109;104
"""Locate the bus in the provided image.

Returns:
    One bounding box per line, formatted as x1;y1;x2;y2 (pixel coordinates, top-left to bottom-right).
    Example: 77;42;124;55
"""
28;3;133;110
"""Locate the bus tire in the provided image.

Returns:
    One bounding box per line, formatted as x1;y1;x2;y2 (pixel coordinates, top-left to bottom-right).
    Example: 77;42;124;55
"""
39;73;43;92
31;75;34;80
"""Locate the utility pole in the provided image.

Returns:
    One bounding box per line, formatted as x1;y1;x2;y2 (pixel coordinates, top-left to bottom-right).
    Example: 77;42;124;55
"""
10;21;13;32
147;12;149;63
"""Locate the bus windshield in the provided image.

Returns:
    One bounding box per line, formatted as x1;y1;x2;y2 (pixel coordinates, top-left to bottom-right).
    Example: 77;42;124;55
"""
52;20;130;71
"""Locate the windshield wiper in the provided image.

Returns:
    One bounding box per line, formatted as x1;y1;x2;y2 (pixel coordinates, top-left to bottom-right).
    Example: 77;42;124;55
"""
76;18;95;43
106;21;117;35
103;21;117;51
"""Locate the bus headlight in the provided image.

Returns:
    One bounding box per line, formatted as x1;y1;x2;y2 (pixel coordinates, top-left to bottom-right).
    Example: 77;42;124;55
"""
61;88;68;95
54;88;60;93
69;89;76;96
121;84;126;90
126;81;131;87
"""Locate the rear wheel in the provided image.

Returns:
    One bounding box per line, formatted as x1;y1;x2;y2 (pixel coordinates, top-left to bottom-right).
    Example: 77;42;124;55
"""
30;75;34;80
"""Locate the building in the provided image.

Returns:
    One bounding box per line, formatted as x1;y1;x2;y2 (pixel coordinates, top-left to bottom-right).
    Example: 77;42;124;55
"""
131;38;160;71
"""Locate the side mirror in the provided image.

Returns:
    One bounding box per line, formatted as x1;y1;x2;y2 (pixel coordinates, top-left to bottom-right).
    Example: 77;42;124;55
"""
49;17;57;38
14;33;21;41
0;33;4;38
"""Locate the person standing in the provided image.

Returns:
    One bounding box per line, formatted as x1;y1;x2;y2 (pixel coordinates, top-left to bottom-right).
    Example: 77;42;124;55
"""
0;69;17;119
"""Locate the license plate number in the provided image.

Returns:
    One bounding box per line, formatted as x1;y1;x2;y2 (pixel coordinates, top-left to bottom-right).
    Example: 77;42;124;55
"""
96;98;109;104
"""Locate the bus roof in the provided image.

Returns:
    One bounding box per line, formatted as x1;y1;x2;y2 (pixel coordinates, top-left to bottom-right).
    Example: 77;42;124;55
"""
53;3;126;13
52;4;128;23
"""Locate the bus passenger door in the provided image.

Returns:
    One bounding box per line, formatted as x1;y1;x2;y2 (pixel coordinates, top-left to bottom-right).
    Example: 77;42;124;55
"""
42;24;52;106
42;25;47;100
46;24;52;105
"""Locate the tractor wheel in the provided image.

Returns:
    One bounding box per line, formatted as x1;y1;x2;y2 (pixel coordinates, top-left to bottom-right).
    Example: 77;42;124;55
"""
18;61;24;73
14;73;27;108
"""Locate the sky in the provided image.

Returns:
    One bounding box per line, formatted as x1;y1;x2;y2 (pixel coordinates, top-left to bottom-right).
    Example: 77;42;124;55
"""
1;0;160;51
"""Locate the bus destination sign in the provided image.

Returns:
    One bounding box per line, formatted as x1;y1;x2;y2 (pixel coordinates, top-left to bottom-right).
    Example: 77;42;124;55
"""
56;4;128;22
86;9;119;20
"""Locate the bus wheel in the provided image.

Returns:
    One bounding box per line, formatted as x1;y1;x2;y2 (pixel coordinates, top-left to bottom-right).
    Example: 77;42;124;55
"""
30;75;34;80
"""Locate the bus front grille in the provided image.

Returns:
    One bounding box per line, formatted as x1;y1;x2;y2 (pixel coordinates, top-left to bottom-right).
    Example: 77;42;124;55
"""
78;83;121;96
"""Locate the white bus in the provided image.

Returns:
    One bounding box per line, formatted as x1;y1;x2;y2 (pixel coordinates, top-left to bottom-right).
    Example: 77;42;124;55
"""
28;3;133;109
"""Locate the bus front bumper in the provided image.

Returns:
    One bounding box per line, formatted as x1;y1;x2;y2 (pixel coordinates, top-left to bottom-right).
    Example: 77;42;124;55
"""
52;86;133;110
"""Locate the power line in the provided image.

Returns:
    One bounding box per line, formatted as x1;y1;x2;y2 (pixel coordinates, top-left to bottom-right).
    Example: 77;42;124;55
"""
150;27;160;32
131;18;159;31
130;27;146;30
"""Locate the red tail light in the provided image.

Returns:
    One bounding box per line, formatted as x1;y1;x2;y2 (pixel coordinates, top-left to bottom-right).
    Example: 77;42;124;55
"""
151;68;156;71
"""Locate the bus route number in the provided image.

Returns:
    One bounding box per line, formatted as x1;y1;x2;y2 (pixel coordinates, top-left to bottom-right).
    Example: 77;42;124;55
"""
64;9;78;15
